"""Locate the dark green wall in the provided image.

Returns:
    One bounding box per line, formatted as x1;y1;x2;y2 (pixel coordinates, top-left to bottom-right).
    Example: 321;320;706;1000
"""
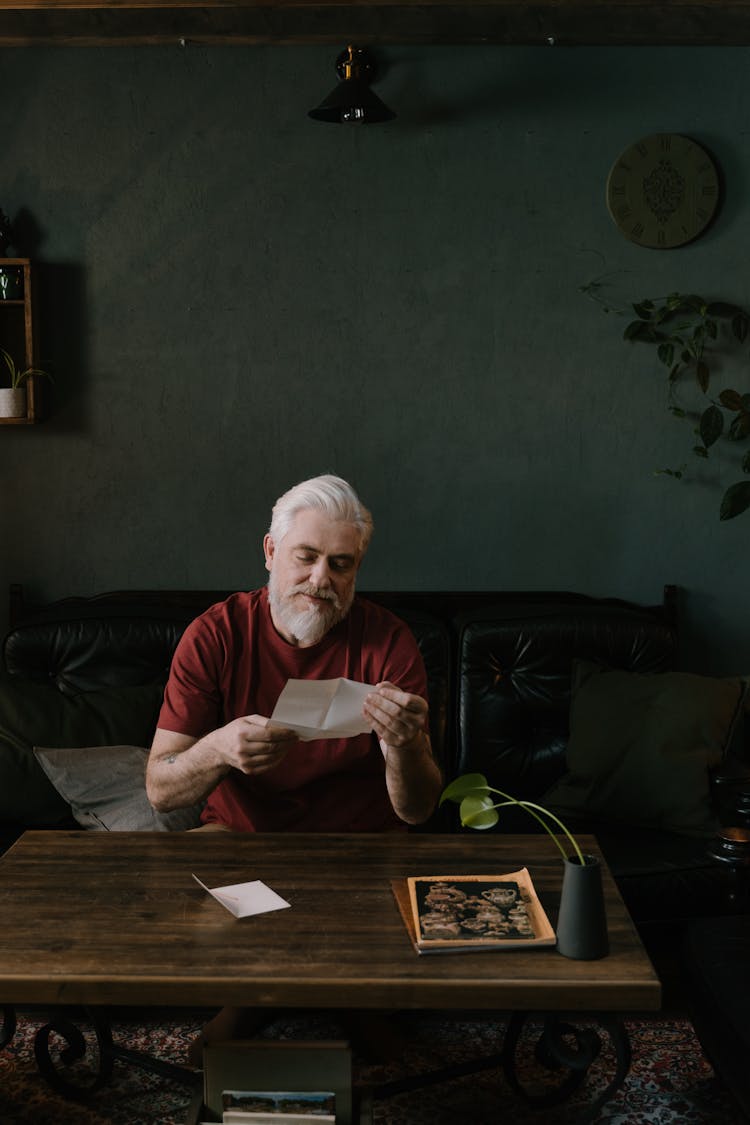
1;45;748;672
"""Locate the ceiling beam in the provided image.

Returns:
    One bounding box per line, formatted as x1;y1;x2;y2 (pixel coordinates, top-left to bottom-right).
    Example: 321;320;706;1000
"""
0;0;747;47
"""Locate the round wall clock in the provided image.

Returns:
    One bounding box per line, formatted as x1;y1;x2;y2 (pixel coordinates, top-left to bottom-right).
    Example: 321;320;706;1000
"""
606;133;720;249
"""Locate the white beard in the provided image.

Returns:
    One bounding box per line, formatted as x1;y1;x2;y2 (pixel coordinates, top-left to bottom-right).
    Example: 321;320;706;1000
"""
268;571;353;646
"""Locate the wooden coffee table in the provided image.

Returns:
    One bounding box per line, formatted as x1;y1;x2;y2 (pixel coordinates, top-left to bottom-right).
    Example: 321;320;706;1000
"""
0;830;660;1119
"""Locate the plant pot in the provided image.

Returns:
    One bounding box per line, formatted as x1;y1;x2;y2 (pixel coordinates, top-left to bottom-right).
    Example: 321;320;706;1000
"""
0;387;26;418
556;853;609;960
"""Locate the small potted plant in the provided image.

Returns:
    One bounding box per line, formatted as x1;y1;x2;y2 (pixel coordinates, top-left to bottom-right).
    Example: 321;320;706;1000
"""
440;773;609;959
0;347;51;419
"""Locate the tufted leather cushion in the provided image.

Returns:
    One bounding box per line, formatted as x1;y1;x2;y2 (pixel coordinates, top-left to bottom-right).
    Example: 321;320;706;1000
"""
3;605;206;694
455;600;677;805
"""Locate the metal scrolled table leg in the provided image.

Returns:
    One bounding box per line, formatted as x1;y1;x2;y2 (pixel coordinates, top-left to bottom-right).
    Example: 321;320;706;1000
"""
502;1010;632;1122
33;1007;200;1101
34;1008;115;1098
373;1009;630;1121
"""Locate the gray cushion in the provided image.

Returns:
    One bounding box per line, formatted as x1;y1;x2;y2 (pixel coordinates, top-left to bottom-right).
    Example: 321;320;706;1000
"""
542;661;748;836
33;744;203;831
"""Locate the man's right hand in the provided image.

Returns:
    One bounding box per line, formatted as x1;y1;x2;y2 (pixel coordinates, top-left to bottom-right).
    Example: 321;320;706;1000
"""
146;716;297;812
212;714;297;775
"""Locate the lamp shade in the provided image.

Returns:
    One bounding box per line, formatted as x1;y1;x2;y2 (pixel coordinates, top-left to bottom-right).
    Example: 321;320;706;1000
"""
308;46;395;124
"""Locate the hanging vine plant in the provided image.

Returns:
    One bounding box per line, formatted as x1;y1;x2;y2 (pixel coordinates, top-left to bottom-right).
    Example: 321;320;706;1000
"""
582;279;750;520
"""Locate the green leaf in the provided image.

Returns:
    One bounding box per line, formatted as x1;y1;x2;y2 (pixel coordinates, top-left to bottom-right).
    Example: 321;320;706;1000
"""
699;404;723;447
704;318;718;340
657;342;675;367
439;773;489;807
720;481;750;520
459;794;499;830
733;313;750;342
729;412;750;441
632;300;654;319
696;361;710;393
669;405;686;417
666;293;702;316
693;445;709;458
719;389;744;411
624;320;652;341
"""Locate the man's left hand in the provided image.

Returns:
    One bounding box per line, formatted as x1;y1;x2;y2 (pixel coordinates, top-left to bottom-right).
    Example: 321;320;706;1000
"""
363;681;428;751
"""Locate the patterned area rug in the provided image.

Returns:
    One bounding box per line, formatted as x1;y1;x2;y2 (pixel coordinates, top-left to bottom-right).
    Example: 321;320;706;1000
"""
0;1007;743;1125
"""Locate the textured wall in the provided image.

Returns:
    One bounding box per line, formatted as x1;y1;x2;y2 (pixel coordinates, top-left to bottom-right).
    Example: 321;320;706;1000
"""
0;44;749;672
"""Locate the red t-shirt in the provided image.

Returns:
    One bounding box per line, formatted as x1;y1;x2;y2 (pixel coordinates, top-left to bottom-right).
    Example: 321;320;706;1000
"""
157;589;428;832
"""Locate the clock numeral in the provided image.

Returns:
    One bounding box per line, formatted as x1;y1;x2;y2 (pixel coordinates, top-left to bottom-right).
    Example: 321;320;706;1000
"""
697;208;708;221
617;205;632;220
617;161;631;174
697;162;712;174
657;229;666;245
636;143;648;158
659;135;672;151
702;184;717;196
631;221;645;238
611;185;626;196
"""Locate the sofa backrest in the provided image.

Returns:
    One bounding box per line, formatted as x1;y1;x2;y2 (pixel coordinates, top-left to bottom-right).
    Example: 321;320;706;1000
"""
4;584;678;791
3;587;454;771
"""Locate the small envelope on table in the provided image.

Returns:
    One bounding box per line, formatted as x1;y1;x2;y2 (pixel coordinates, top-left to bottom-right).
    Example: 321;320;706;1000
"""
193;874;291;919
268;677;377;741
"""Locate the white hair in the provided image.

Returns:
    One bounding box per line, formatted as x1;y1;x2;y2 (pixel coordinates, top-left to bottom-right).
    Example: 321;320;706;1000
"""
268;474;374;553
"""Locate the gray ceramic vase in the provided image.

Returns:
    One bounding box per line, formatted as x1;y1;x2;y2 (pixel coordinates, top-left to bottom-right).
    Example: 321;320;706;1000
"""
556;853;610;960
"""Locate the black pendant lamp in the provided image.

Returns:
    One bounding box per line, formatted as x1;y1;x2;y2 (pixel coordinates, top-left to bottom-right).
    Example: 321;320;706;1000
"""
308;45;395;124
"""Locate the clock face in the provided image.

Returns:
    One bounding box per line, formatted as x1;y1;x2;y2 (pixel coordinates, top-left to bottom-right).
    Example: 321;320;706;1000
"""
606;134;720;249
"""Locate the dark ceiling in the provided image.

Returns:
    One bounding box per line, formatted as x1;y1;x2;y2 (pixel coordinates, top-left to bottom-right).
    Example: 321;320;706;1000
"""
0;1;747;48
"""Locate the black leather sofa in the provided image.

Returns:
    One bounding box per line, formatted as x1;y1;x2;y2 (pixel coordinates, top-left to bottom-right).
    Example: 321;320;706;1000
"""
2;583;748;952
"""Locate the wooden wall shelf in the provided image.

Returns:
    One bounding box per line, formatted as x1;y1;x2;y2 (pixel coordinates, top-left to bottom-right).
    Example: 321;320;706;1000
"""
0;1;747;48
0;258;38;426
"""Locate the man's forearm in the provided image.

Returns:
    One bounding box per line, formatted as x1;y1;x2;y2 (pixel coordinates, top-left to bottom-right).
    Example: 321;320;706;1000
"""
147;734;229;812
148;715;297;813
384;731;443;824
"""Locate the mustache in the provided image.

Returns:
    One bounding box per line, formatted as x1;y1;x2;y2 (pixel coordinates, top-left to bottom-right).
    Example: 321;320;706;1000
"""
290;583;342;610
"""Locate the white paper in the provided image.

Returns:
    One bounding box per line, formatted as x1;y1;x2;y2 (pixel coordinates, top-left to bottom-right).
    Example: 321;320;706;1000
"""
192;874;291;919
267;677;376;740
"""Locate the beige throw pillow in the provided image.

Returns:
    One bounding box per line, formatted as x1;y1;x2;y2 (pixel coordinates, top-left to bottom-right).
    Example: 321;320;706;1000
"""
542;661;748;836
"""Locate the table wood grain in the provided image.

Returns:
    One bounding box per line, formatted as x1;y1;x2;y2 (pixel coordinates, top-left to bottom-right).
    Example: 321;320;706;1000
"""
0;831;660;1012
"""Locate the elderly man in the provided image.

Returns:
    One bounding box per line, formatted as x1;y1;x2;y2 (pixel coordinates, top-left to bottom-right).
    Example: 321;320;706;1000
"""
147;474;442;1062
146;473;442;832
